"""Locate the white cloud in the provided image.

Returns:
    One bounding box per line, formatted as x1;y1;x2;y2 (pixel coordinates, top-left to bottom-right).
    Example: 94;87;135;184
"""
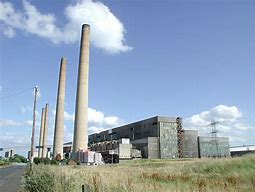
185;105;242;128
88;126;105;135
104;116;121;127
0;132;30;145
2;25;15;38
0;119;39;128
20;106;32;114
184;105;254;145
62;108;121;126
0;119;22;127
88;108;105;126
52;110;75;121
25;120;33;126
54;107;122;134
0;0;132;54
88;108;122;129
64;111;75;121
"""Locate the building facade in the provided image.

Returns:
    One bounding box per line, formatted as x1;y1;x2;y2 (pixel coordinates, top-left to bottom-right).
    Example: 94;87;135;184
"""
89;116;181;159
183;130;199;158
198;136;230;158
62;116;230;161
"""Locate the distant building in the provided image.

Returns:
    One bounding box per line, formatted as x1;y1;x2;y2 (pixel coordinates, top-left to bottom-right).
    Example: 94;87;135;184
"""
230;145;255;156
4;150;15;158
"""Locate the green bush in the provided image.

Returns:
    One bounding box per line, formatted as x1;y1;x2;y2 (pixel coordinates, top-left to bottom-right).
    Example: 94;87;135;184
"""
0;159;9;166
33;157;41;165
9;156;21;163
15;154;27;163
43;158;50;164
50;159;58;165
33;157;54;165
22;167;55;192
8;154;27;163
22;165;80;192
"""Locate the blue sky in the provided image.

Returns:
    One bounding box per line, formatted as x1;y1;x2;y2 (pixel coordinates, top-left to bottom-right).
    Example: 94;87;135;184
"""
0;0;254;156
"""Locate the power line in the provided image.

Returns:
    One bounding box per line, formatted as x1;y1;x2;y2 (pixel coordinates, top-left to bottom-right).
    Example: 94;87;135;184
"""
0;87;34;100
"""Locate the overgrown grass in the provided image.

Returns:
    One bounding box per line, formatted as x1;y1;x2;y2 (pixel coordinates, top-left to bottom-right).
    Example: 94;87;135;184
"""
22;155;255;192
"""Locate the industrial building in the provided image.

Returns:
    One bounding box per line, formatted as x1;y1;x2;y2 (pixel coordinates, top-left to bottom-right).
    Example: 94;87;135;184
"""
198;136;230;158
63;116;230;162
89;116;181;159
4;150;15;158
230;145;255;156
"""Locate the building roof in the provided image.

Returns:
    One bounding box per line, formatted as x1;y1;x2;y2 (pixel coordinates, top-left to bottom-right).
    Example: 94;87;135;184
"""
229;145;255;152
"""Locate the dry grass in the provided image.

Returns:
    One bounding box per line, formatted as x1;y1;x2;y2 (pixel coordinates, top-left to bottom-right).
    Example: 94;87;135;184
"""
22;154;255;192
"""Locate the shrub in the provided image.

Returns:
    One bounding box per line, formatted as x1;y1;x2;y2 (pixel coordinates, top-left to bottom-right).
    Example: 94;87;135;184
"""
14;154;28;163
43;158;50;165
22;167;55;192
33;157;52;165
50;159;58;165
22;166;80;192
22;155;255;192
0;159;9;166
33;157;41;165
9;156;21;163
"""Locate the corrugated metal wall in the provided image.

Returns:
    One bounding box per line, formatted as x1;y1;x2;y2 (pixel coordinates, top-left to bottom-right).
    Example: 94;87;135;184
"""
159;122;178;158
198;137;230;157
183;130;199;158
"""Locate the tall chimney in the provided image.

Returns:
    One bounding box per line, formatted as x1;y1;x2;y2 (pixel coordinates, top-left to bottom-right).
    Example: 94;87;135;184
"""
42;103;49;158
53;57;67;159
38;107;45;158
73;24;90;156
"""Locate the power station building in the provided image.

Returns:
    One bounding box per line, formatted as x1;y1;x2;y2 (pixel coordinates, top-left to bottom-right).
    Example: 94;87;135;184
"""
63;116;230;162
89;116;181;159
32;24;231;163
198;136;230;158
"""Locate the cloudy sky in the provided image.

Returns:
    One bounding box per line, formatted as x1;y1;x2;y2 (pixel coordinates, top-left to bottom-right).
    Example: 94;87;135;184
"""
0;0;254;156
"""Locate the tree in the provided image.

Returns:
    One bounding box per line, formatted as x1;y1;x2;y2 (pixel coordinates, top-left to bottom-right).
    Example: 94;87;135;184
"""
9;154;27;163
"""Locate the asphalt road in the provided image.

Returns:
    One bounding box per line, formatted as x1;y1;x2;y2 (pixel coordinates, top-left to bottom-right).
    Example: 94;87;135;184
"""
0;165;27;192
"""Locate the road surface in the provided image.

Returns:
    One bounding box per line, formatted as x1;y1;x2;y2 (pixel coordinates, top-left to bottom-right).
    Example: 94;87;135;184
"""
0;165;26;192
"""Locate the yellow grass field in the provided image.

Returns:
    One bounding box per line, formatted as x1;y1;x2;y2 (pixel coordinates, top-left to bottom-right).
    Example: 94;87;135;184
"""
22;155;255;192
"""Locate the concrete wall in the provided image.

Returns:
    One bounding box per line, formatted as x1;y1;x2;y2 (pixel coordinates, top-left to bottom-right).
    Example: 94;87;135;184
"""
88;116;179;159
131;137;159;159
183;130;199;158
148;137;159;159
131;138;149;158
198;136;230;158
89;116;162;144
88;116;178;145
159;121;178;159
118;144;132;159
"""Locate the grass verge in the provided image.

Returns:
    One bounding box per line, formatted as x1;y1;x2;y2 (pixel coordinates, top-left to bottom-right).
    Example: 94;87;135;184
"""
22;154;255;192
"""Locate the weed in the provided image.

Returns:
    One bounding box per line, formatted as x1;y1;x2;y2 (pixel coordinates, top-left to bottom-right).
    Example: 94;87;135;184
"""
22;155;255;192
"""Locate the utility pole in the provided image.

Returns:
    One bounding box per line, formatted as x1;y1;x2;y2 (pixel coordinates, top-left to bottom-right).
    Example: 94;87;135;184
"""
30;86;38;166
111;134;113;163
